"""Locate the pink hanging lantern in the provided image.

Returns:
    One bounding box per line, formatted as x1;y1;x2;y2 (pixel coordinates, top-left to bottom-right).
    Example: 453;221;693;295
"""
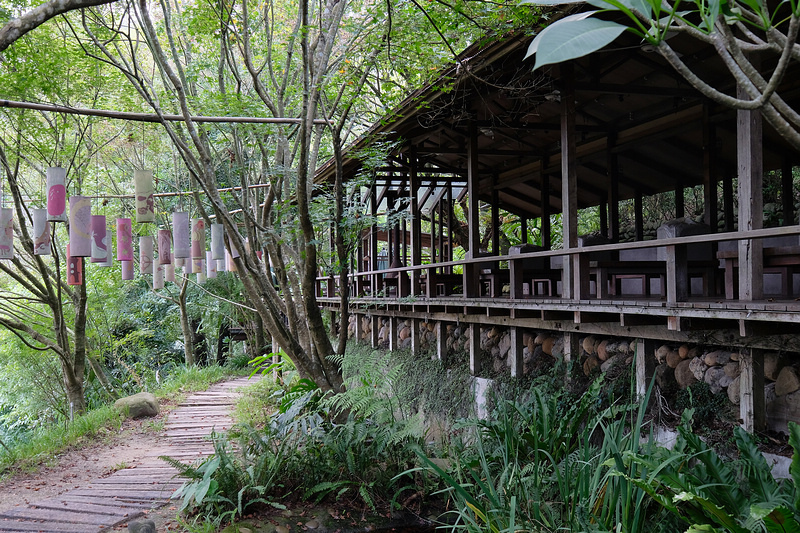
158;229;172;265
140;236;154;274
153;259;164;289
165;262;176;283
134;169;155;223
32;208;51;256
90;215;108;263
66;244;83;285
206;251;217;278
210;223;224;260
174;256;185;268
121;260;134;280
68;196;91;257
191;218;205;259
172;212;190;258
116;218;133;261
0;208;13;260
46;167;67;222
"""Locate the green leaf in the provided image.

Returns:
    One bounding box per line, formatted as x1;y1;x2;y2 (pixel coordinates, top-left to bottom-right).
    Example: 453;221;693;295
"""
788;421;800;510
527;14;627;69
519;0;583;4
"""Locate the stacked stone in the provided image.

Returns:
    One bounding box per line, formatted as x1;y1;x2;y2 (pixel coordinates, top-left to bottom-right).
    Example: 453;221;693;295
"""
580;335;635;376
346;314;373;341
654;344;741;398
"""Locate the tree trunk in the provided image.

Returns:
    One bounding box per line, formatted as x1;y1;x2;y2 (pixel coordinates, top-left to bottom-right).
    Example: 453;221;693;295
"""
178;275;194;366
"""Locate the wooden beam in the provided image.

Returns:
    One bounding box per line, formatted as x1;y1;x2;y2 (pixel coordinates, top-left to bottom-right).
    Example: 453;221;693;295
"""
436;321;447;361
542;171;552;249
510;327;524;377
491;176;500;256
703;104;719;232
469;323;481;376
634;189;644;241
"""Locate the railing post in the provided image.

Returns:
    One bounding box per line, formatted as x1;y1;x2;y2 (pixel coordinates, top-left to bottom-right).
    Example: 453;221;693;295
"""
510;326;524;377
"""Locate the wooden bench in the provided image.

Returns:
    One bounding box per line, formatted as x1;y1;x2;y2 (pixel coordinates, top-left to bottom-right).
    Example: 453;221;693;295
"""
594;260;719;299
716;246;800;299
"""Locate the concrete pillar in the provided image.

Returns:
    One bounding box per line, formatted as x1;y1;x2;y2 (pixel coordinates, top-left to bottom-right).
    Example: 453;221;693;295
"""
435;321;447;361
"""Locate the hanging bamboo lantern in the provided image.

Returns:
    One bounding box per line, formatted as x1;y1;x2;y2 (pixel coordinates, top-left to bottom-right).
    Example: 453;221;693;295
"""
66;245;83;285
225;248;237;272
121;260;133;280
174;256;185;268
134;169;155;223
197;262;206;284
32;208;50;256
191;218;205;259
172;211;190;258
68;196;91;257
210;223;224;260
206;251;217;278
46;167;67;222
216;259;226;272
192;257;203;274
158;229;172;265
0;208;13;260
228;234;241;258
165;262;176;283
116;218;133;261
90;215;108;263
153;259;164;289
140;236;154;274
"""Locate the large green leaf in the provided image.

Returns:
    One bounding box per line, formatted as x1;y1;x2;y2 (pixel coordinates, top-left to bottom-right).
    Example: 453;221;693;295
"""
527;14;627;69
789;421;800;510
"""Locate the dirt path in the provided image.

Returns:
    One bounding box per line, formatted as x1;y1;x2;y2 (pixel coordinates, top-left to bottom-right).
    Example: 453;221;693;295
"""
0;376;256;533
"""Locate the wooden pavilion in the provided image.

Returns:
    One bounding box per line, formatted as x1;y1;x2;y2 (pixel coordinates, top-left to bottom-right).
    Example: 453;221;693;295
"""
314;23;800;432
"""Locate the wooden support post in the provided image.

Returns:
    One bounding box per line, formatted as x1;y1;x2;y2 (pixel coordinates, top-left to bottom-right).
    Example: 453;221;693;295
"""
435;321;447;361
430;191;437;267
510;326;524;378
635;339;657;401
521;217;528;244
703;105;719;232
491;176;500;256
389;317;398;352
542;171;552;249
782;157;794;226
723;173;734;232
410;150;422;295
666;244;689;303
599;201;608;238
562;332;579;379
467;123;481;256
354;313;364;344
674;182;685;218
737;83;764;301
370;315;380;349
370;186;378;295
447;185;454;266
410;319;420;355
634;189;644;241
561;63;581;299
739;348;765;432
607;131;620;242
469;323;481;376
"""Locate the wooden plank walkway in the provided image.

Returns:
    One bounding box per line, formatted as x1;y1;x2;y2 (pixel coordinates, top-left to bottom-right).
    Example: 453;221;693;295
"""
0;376;257;533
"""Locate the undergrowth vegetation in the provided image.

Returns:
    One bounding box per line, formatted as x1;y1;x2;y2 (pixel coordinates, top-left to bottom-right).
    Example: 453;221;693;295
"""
167;344;800;532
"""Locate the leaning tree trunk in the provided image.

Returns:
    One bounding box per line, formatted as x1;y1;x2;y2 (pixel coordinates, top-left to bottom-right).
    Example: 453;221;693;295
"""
178;275;194;366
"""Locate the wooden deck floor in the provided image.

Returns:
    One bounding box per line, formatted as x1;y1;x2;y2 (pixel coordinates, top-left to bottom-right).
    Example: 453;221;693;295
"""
0;376;257;533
